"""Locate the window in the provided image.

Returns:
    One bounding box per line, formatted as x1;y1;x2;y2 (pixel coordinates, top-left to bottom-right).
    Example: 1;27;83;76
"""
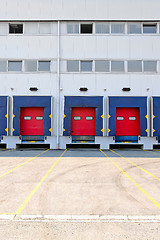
8;61;22;71
143;24;157;34
86;116;93;120
128;61;142;72
0;61;7;72
67;60;79;72
38;61;50;71
24;60;37;72
111;24;125;34
80;61;92;72
127;24;141;34
24;116;31;120
95;60;110;72
129;117;136;120
143;61;157;72
111;61;124;72
80;24;92;34
95;23;110;34
36;116;43;120
9;24;23;34
39;23;52;34
24;23;38;34
117;117;124;120
74;116;81;120
67;24;79;34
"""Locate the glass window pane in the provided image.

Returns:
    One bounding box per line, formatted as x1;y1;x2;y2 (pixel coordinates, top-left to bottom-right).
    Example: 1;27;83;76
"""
95;60;110;72
36;116;43;120
9;24;23;34
39;23;51;34
95;23;109;34
143;61;157;72
129;117;136;120
111;61;124;72
128;24;141;34
24;116;31;120
128;61;142;72
67;60;79;72
0;61;7;72
111;24;125;34
86;116;93;120
74;116;81;120
8;61;22;71
67;24;79;34
143;24;157;34
80;61;92;72
24;23;38;34
24;60;37;72
80;24;92;34
117;117;124;120
38;61;50;71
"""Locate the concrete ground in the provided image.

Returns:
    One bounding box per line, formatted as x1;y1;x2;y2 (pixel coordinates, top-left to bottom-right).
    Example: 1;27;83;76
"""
0;148;160;239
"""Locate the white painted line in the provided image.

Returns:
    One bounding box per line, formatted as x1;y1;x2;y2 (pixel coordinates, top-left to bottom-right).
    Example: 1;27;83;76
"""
0;215;15;220
0;215;160;223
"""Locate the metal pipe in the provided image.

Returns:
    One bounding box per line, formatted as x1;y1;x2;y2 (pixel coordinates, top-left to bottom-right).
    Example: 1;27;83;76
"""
56;20;60;149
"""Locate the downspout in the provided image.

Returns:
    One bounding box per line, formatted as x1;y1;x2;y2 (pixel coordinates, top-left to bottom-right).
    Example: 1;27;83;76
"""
57;20;60;149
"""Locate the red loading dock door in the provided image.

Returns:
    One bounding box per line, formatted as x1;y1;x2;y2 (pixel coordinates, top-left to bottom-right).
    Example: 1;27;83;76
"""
20;107;44;135
71;107;96;136
116;107;140;136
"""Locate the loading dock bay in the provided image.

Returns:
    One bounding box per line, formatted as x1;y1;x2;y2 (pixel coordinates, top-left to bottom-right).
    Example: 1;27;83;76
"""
0;148;160;239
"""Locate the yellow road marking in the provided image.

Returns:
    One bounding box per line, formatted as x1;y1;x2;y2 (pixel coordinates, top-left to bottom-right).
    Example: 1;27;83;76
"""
110;149;160;181
100;149;160;210
15;149;67;215
0;149;49;179
154;149;160;153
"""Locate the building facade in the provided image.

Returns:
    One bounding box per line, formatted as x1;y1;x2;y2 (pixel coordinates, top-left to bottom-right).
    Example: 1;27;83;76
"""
0;0;160;149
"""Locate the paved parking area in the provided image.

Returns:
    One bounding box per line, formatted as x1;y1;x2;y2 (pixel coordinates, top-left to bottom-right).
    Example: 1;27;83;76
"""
0;148;160;239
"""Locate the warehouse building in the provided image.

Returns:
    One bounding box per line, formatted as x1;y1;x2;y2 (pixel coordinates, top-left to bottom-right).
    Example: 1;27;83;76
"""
0;0;160;149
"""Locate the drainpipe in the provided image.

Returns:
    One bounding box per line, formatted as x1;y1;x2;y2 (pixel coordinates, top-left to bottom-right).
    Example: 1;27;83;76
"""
57;20;60;149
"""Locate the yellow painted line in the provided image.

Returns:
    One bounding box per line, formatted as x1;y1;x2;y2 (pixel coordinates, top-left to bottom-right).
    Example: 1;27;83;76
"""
0;149;49;179
154;150;160;153
15;149;67;215
100;149;160;210
110;149;160;181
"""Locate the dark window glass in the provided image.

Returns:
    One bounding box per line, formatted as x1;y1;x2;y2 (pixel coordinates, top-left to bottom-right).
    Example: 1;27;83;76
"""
81;24;92;34
9;24;23;34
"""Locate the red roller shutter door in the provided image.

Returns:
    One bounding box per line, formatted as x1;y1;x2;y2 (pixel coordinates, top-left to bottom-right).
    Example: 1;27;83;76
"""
116;107;140;136
20;107;44;135
71;107;96;136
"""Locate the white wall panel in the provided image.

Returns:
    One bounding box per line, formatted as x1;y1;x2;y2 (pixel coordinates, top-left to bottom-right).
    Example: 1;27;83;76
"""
0;0;160;20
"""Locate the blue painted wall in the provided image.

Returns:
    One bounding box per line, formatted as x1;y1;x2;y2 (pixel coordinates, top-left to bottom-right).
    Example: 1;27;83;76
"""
152;97;160;138
108;96;147;136
13;96;51;136
0;96;8;136
63;96;103;136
